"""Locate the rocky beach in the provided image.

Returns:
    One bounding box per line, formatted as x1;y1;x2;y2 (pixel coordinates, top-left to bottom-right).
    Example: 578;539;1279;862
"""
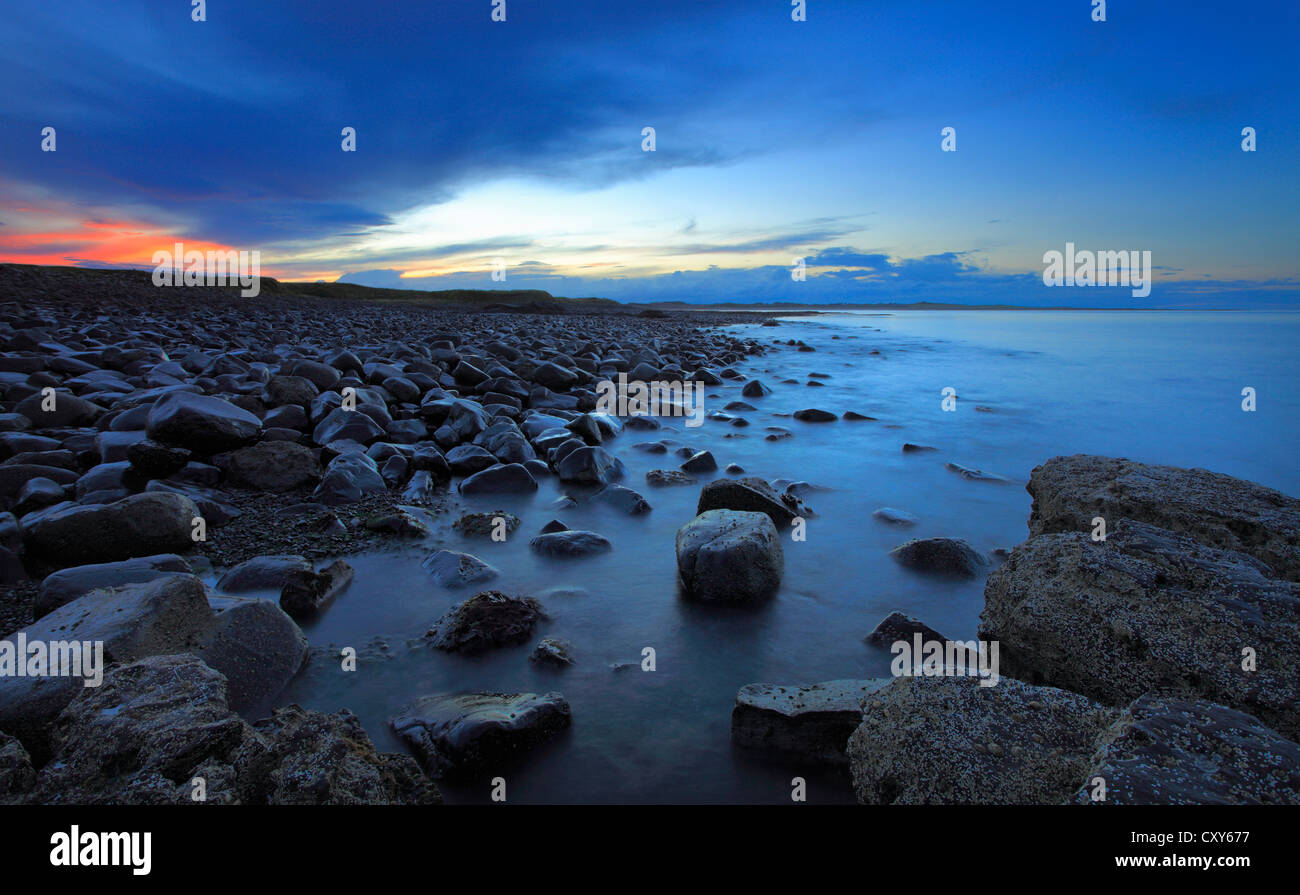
0;264;1297;805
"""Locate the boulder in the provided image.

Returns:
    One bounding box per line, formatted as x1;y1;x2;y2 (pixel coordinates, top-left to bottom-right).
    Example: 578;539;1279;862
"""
556;446;625;485
426;591;545;654
391;691;571;778
675;509;783;603
225;441;322;491
422;550;499;588
980;519;1300;740
35;553;191;618
22;492;198;567
889;537;986;578
529;530;612;558
217;554;312;593
1070;696;1300;805
696;477;801;525
1027;454;1300;580
146;391;261;453
458;463;539;495
846;676;1116;804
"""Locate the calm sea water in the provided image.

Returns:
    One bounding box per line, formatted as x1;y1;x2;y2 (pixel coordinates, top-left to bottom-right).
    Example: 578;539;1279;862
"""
266;310;1300;804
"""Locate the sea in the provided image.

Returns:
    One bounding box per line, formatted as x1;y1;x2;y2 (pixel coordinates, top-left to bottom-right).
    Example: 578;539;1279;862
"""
260;309;1300;803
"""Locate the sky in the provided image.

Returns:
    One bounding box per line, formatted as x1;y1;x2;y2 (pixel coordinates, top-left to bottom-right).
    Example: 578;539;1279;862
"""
0;0;1297;307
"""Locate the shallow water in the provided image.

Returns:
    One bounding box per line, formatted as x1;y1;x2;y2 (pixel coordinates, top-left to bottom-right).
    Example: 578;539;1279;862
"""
270;309;1300;804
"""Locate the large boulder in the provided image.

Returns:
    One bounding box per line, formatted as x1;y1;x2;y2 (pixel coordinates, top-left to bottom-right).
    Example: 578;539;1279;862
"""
22;492;198;567
225;441;321;491
732;679;890;766
0;574;307;754
1070;696;1300;805
23;655;436;805
846;676;1116;804
145;391;261;453
675;509;783;603
391;691;571;778
1026;454;1300;581
35;553;191;618
980;519;1300;740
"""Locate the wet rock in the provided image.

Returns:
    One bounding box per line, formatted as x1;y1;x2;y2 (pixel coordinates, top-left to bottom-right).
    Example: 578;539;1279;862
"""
980;519;1300;740
22;491;198;567
945;462;1008;483
530;637;575;667
391;691;571;778
364;507;428;536
36;553;191;618
279;559;355;618
14;391;102;428
217;554;312;593
890;537;986;578
732;679;890;766
458;462;539;495
676;509;784;603
453;511;520;538
865;611;952;647
741;380;771;398
312;407;386;446
446;444;498;475
696;477;803;526
539;519;568;534
680;450;717;474
591;484;651;514
426;591;545;654
24;655;435;805
14;477;64;516
646;469;697;487
872;507;917;526
556;445;625;485
793;408;837;422
846;676;1116;804
422;550;499;588
226;441;322;491
1070;696;1300;805
902;442;936;453
529;530;612;557
1027;454;1300;581
146;391;262;453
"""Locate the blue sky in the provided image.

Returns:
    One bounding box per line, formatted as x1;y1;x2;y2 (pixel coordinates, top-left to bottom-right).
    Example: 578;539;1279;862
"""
1;0;1297;306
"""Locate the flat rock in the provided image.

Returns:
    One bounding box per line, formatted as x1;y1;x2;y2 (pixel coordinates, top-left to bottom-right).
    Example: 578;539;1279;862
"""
422;550;499;588
1027;454;1300;581
426;591;545;654
732;679;891;766
391;691;571;778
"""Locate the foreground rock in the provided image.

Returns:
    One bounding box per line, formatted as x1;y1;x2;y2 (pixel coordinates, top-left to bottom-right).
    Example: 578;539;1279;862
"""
22;492;198;567
889;537;986;578
0;574;306;755
1071;696;1300;805
216;554;312;593
676;509;783;603
847;677;1116;804
732;680;890;766
21;655;437;805
391;691;571;779
981;519;1300;740
1027;454;1300;580
36;553;191;618
426;591;545;654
